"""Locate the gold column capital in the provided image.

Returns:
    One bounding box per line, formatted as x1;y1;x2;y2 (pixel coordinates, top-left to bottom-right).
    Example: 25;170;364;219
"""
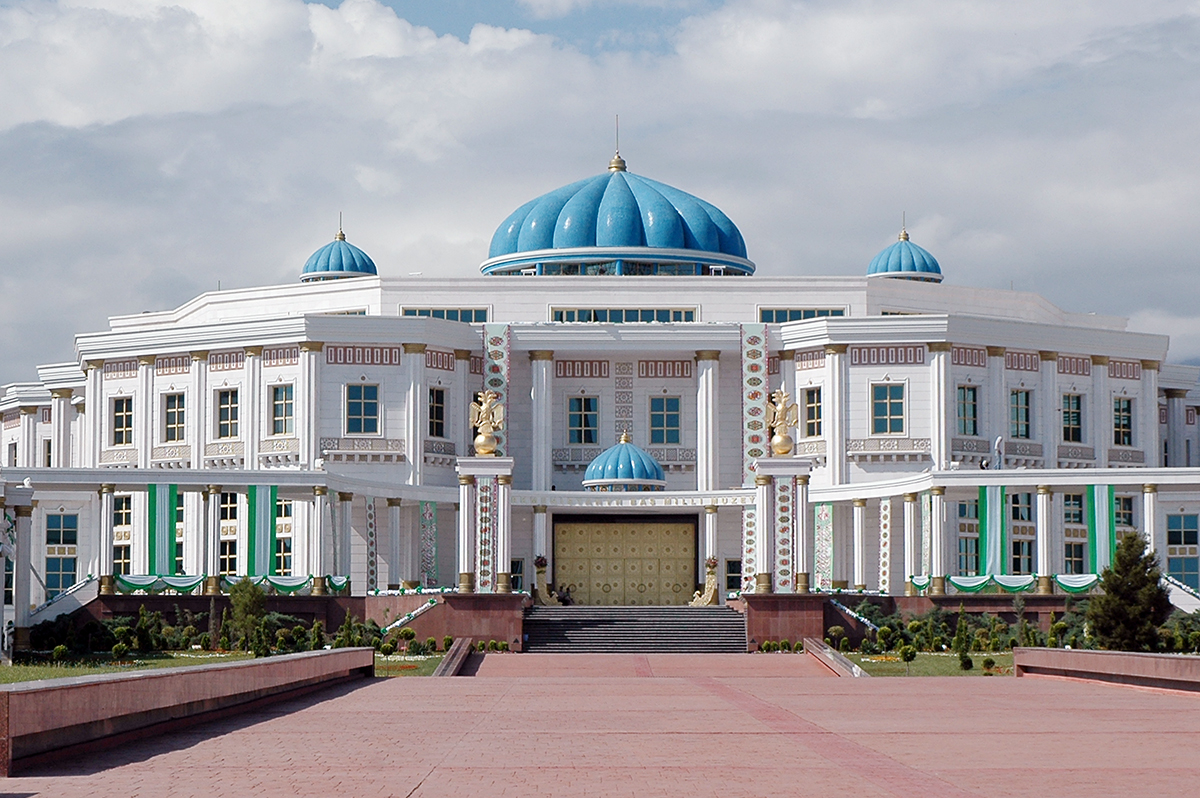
533;505;547;514
777;350;796;361
402;343;427;355
50;388;74;399
1037;485;1052;495
99;484;115;495
1141;359;1160;372
85;359;104;370
244;345;263;357
903;492;918;502
15;505;32;518
1039;350;1058;362
1143;484;1158;494
207;484;223;496
190;350;209;361
300;341;324;353
336;491;354;503
386;497;403;507
695;350;721;362
930;486;946;496
852;498;867;508
1165;388;1189;399
985;346;1006;358
18;406;37;416
454;349;473;360
704;505;718;514
754;474;772;486
1091;355;1110;366
797;475;810;487
927;342;953;353
529;350;554;362
824;343;848;355
497;475;512;485
312;485;327;497
138;355;156;367
458;475;476;485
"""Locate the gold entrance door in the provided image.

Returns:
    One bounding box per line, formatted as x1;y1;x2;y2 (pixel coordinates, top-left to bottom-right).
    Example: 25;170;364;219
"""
554;520;696;606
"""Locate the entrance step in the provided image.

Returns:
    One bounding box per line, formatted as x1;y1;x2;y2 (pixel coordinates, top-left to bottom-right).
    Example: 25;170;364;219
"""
523;606;747;653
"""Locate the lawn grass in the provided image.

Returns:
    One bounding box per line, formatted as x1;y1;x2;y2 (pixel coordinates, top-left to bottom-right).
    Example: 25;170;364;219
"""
846;651;1014;677
0;651;255;684
374;653;444;677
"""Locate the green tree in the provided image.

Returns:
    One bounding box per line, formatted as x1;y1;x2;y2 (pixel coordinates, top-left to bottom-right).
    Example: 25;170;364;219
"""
1087;532;1173;651
229;578;267;646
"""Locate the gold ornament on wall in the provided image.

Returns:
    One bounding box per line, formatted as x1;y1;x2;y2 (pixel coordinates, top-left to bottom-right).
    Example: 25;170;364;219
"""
469;390;505;456
767;386;799;456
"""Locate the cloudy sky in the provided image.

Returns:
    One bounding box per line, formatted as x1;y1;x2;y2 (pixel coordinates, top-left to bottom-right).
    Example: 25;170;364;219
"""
1;0;1198;384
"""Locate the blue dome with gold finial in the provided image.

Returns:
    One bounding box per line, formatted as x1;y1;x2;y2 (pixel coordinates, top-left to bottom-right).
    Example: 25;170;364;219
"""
867;229;943;282
582;432;667;491
301;228;377;282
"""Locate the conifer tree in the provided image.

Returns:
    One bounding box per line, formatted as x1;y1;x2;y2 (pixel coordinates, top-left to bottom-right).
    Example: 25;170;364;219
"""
1087;532;1172;651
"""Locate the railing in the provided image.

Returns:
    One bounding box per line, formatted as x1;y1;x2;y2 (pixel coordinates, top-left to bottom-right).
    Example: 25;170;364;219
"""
829;598;879;632
1164;573;1200;602
381;597;440;634
803;637;870;678
30;574;96;614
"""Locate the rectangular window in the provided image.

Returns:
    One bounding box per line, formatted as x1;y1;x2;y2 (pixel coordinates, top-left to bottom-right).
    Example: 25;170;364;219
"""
46;513;78;545
402;308;488;323
114;495;132;527
429;388;446;438
510;558;524;592
725;559;742;592
568;396;599;444
1010;492;1033;523
871;384;904;434
1063;493;1084;525
271;385;294;436
274;538;292;577
759;308;845;323
7;442;15;467
276;498;293;518
112;396;133;446
1113;397;1134;447
804;388;822;437
958;500;980;576
43;439;51;467
649;396;681;444
1062;394;1083;443
1064;543;1086;575
1009;390;1032;439
45;557;76;599
175;538;185;576
219;540;237;575
1115;496;1135;528
1011;539;1033;575
217;389;239;439
113;545;131;576
1168;514;1199;546
346;384;379;434
220;492;238;521
552;307;696;323
164;393;185;442
1169;556;1200;590
957;386;978;436
4;559;12;605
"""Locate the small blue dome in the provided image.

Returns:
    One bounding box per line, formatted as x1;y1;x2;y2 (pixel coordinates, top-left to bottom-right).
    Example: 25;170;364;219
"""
867;230;943;283
582;433;667;491
301;230;377;282
481;156;754;276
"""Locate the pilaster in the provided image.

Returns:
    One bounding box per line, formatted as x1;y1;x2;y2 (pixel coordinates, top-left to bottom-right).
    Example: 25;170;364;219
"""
852;498;866;591
695;350;720;491
403;343;427;486
1036;485;1053;594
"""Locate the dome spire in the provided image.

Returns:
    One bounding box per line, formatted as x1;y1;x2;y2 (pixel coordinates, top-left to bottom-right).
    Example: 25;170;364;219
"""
899;211;908;241
609;114;626;171
336;211;346;241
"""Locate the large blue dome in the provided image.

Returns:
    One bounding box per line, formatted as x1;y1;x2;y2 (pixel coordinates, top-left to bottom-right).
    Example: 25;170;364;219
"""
301;230;377;282
582;433;667;491
481;155;754;277
867;230;942;283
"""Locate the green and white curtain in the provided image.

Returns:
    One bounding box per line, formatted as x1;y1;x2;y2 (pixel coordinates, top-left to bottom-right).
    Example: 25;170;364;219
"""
147;484;178;577
978;486;1006;576
247;485;278;577
1087;485;1116;574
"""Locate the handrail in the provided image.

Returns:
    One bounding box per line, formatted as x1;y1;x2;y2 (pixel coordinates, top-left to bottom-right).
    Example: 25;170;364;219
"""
30;574;96;613
828;598;879;632
382;597;440;634
803;637;870;678
432;637;473;676
1164;574;1200;602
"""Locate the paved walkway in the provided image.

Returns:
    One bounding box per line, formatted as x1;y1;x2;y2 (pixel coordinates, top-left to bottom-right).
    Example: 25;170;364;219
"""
9;654;1200;797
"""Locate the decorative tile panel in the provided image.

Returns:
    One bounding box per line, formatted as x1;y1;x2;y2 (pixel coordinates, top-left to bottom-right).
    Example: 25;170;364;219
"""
1109;359;1142;380
483;324;511;456
1004;351;1040;372
796;349;825;370
741;324;768;484
262;346;299;367
325;346;401;366
814;502;833;591
104;360;137;380
952;346;987;368
850;345;925;366
425;350;456;371
774;477;795;593
557;360;610;378
365;498;378;592
209;351;246;371
638;360;691;379
878;498;891;594
420;501;438;587
1057;355;1091;376
155;355;189;375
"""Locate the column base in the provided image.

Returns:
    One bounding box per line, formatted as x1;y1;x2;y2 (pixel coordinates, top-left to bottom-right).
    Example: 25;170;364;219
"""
401;580;421;590
905;580;917;597
754;572;772;594
311;576;327;596
203;575;222;596
99;574;115;596
13;627;30;652
853;584;866;592
387;583;400;591
795;573;810;595
831;579;849;590
1036;575;1053;595
458;572;476;594
495;572;511;594
930;576;946;596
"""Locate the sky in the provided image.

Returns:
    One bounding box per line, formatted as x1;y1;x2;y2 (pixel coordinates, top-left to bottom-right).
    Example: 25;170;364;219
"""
1;0;1199;384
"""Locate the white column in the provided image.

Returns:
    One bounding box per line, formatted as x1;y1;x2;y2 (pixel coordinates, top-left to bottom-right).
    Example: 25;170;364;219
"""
779;350;797;410
49;388;72;468
496;475;512;593
795;476;810;594
903;492;918;595
987;347;1006;459
403;343;427;486
457;475;476;593
929;343;952;470
754;474;773;592
930;487;947;595
190;351;208;470
244;346;262;470
204;484;222;594
852;498;866;590
824;345;847;484
311;486;329;591
1092;356;1110;467
99;484;115;594
1167;389;1187;467
18;407;37;467
1143;484;1158;546
1039;351;1058;465
13;502;33;649
84;359;103;467
454;349;473;455
387;498;403;589
298;342;322;468
530;351;554;491
1036;485;1053;594
696;350;720;490
336;492;353;577
703;505;718;562
137;354;154;468
1139;360;1159;466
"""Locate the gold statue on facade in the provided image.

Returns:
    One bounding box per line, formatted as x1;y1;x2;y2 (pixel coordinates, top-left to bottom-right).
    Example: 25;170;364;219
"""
767;386;799;456
469;390;505;456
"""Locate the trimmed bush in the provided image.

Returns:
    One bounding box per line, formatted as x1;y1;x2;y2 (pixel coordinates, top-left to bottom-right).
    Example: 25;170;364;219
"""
982;657;996;671
111;642;129;659
380;642;395;656
779;639;792;652
398;627;417;641
443;635;454;651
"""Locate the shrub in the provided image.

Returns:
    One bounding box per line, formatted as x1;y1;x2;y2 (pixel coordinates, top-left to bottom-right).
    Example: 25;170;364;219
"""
406;639;425;655
199;632;211;650
982;657;996;671
487;639;499;651
899;645;917;675
380;642;395;656
826;625;846;647
309;621;326;651
229;578;267;646
958;652;973;671
877;626;894;651
1088;532;1173;651
111;642;129;659
398;627;417;641
499;641;509;652
859;640;878;655
52;644;68;662
443;635;454;651
779;639;791;652
425;636;437;652
838;637;850;653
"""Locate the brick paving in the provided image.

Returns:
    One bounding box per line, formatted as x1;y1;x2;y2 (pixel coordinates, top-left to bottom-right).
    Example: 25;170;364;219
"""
8;653;1200;797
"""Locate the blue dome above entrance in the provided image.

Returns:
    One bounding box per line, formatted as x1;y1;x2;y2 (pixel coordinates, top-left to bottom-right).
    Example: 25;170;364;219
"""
867;229;943;283
582;433;667;491
301;229;377;282
481;155;754;277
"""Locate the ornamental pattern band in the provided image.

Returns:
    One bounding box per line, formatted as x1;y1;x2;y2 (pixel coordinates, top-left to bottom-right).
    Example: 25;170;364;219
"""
483;324;511;456
741;323;768;485
814;502;833;591
741;506;757;593
420;501;438;587
774;477;794;593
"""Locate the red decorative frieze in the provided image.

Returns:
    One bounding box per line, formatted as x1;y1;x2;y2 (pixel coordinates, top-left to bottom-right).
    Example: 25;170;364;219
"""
470;356;484;375
768;357;780;375
1005;351;1040;372
325;346;402;366
952;346;987;368
155;355;190;375
103;360;136;380
1109;360;1142;380
2;412;17;429
209;351;246;371
637;360;691;379
558;360;610;379
849;345;925;366
1057;355;1091;376
796;349;825;371
425;350;456;371
263;346;299;367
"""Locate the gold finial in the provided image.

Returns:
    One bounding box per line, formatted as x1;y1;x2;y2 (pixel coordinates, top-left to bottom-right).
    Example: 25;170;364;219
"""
899;228;909;241
336;211;345;241
898;211;908;241
609;114;626;171
619;430;632;443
